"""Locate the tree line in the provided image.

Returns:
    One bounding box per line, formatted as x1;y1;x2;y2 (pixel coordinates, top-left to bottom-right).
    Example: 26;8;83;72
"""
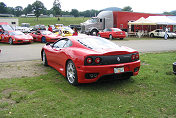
0;1;135;18
0;1;100;17
1;1;174;18
0;1;61;17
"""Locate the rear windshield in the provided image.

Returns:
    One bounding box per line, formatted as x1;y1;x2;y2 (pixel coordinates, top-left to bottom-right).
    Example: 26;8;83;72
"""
77;37;120;50
112;28;122;31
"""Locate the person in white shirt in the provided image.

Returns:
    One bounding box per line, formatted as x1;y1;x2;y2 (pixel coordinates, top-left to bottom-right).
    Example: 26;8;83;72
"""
164;27;168;40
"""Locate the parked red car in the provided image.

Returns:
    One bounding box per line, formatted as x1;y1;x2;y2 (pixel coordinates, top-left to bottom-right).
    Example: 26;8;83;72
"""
0;31;33;44
30;30;62;43
98;28;126;40
41;36;140;85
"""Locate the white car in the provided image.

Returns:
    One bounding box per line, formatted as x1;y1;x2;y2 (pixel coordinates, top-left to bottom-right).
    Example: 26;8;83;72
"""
149;29;176;38
14;26;32;33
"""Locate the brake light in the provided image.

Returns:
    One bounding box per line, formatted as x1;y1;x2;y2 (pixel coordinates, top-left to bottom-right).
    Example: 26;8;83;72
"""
131;54;136;61
136;53;139;60
87;57;93;64
95;57;101;64
131;53;139;61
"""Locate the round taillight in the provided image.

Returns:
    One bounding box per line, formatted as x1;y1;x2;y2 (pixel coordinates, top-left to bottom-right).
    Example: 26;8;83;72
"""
87;57;93;64
95;57;101;64
131;55;136;61
136;53;139;60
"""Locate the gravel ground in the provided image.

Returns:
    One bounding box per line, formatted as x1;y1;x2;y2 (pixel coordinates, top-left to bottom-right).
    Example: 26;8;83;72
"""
0;60;47;79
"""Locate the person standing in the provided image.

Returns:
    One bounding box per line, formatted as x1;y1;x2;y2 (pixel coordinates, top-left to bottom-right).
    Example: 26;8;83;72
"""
48;25;53;32
73;27;78;36
164;27;168;40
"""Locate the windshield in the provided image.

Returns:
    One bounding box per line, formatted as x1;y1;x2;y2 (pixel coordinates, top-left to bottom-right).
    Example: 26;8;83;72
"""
10;31;25;35
112;28;122;31
86;18;98;24
41;31;53;35
2;25;14;31
77;37;120;50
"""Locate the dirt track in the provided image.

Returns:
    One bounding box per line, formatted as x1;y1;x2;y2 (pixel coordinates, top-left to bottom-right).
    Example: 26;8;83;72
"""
0;60;47;79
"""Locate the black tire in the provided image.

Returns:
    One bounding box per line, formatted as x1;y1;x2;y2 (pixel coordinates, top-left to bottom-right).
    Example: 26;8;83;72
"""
9;37;13;45
66;60;78;86
42;50;48;66
150;33;154;38
120;38;124;40
41;37;46;43
109;34;113;40
90;30;98;36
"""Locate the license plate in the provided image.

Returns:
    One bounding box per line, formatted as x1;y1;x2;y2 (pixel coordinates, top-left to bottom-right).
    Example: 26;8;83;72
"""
114;67;124;73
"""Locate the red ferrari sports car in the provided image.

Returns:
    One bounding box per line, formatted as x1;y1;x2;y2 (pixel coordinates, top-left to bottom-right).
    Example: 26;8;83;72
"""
30;30;62;43
98;28;126;40
41;36;140;85
0;31;33;44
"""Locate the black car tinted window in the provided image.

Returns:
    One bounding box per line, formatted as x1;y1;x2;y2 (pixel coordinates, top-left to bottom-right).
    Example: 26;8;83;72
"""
53;38;70;48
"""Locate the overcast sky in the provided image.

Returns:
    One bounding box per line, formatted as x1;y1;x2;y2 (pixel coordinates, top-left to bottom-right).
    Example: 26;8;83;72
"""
1;0;176;13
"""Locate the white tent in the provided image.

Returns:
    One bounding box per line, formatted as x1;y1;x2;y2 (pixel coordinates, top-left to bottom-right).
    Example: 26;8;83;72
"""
167;16;176;23
128;16;176;25
128;17;156;25
146;16;176;25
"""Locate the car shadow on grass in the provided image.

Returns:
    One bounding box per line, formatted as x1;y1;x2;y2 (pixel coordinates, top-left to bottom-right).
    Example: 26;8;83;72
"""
77;77;136;89
45;66;138;91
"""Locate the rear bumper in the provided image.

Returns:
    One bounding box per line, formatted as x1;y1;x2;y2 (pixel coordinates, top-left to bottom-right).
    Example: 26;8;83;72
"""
76;60;140;83
113;34;126;38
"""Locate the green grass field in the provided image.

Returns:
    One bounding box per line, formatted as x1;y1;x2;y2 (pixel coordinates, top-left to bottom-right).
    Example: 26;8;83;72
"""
19;17;89;26
0;52;176;117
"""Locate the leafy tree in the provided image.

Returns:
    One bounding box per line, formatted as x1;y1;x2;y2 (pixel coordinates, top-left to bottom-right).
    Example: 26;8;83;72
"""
0;2;8;13
24;4;33;15
80;10;91;17
80;9;100;17
52;0;61;16
171;11;176;16
163;11;176;16
42;8;48;15
61;10;70;15
14;6;23;17
122;6;133;12
7;7;15;14
32;0;45;20
70;9;79;17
